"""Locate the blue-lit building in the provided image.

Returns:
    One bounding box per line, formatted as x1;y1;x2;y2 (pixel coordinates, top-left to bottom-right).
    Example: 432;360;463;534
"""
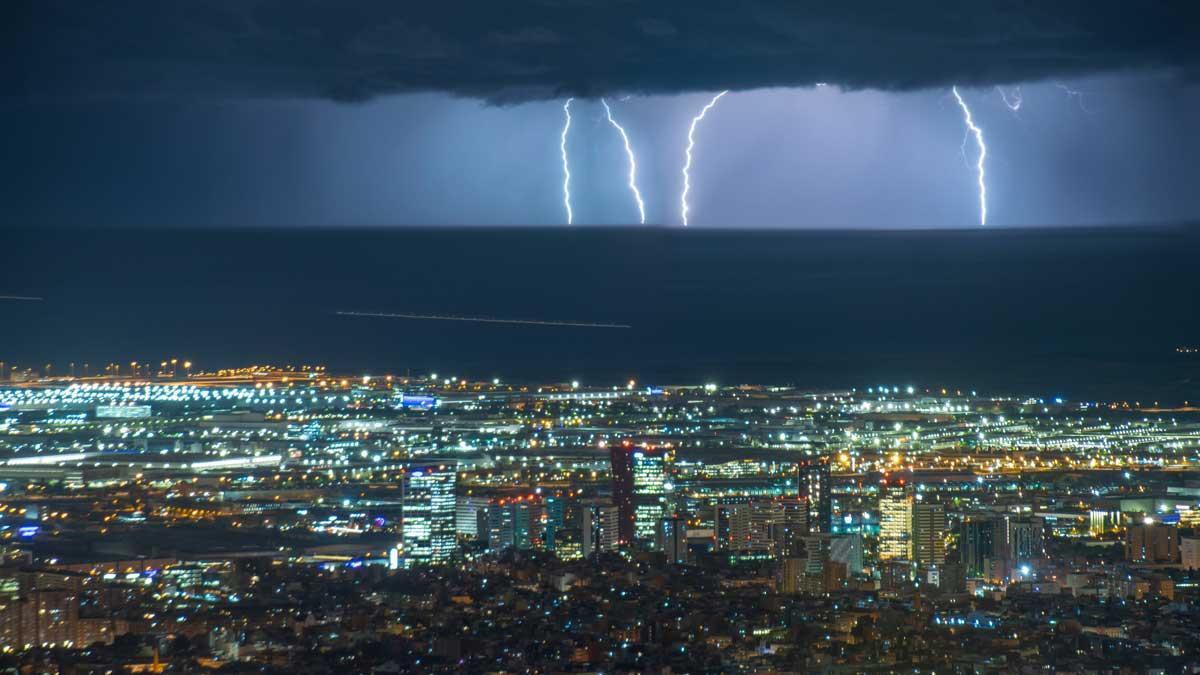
399;463;457;567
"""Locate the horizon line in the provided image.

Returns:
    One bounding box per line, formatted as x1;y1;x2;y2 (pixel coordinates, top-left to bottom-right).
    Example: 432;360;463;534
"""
336;310;632;330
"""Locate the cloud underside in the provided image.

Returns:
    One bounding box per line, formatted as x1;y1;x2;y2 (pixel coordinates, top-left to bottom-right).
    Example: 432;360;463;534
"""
8;1;1199;102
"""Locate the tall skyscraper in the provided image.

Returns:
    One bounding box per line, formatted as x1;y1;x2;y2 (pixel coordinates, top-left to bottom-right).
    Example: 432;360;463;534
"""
611;443;673;547
657;516;689;564
714;503;748;551
456;495;491;538
609;445;636;545
544;495;568;550
799;458;832;534
911;501;947;566
581;501;621;557
878;480;912;561
483;501;516;552
959;516;997;576
774;497;810;558
399;463;458;568
632;447;672;545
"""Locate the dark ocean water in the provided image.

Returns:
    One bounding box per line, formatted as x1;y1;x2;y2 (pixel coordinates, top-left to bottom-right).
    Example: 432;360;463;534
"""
4;225;1199;402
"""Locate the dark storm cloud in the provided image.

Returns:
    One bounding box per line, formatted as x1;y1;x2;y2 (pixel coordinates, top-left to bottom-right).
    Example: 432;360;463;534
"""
6;1;1199;102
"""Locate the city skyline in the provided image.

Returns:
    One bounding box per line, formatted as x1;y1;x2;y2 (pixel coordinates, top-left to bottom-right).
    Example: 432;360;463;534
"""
4;3;1199;671
1;370;1199;670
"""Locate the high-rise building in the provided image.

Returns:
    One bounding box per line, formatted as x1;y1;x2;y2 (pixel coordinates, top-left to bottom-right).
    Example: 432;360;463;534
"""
802;534;832;575
512;502;546;550
608;444;674;547
480;499;545;552
878;480;912;561
748;501;782;552
1005;515;1046;565
483;502;515;551
911;502;947;566
830;533;865;574
799;458;832;533
774;497;810;558
582;502;621;557
631;447;673;545
456;495;491;538
959;516;997;576
544;496;568;550
0;571;82;649
609;445;636;545
657;516;689;564
554;527;584;561
1089;508;1119;536
779;557;806;595
958;513;1045;579
714;503;749;550
399;464;458;568
1126;523;1179;564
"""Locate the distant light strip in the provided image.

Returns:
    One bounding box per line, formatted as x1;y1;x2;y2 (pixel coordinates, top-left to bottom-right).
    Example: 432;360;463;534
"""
0;295;43;301
337;311;631;329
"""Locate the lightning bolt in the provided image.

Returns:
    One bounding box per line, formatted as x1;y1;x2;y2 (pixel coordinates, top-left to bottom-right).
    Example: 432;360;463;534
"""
951;86;987;226
1055;82;1093;114
560;98;574;225
995;85;1022;112
601;98;646;225
680;90;728;227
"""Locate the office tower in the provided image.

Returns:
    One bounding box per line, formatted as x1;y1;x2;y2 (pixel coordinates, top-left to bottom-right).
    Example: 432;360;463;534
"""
802;534;832;574
399;464;457;568
481;499;545;552
748;501;782;552
798;534;846;594
456;495;491;538
609;445;636;545
1005;515;1046;565
554;526;584;561
774;497;810;558
657;516;689;564
1089;508;1119;536
544;492;566;528
544;496;568;550
779;558;806;595
713;503;748;550
959;516;997;576
581;501;621;557
483;502;516;552
610;444;673;547
830;533;865;574
878;480;913;561
512;502;546;550
799;458;832;533
911;502;947;566
1125;523;1179;564
631;447;672;546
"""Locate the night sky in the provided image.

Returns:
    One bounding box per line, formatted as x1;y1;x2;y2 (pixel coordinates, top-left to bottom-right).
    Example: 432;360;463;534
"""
3;2;1199;228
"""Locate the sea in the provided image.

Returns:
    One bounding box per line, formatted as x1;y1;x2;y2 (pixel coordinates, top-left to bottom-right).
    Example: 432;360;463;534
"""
4;225;1199;403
